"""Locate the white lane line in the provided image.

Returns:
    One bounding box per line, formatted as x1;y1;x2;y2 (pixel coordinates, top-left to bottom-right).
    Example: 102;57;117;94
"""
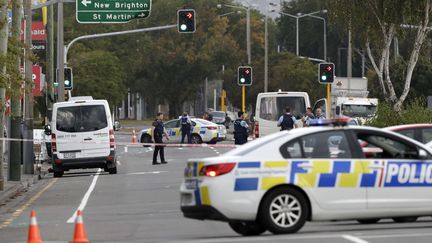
147;147;153;152
342;235;369;243
117;160;121;165
362;232;432;239
67;168;102;223
124;146;128;152
177;147;183;150
127;171;167;175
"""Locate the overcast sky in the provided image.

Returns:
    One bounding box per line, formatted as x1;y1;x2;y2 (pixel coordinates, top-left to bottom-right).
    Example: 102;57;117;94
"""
236;0;283;19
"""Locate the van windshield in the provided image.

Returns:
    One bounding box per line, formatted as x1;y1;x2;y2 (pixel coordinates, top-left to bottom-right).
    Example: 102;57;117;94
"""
259;97;306;121
56;105;108;133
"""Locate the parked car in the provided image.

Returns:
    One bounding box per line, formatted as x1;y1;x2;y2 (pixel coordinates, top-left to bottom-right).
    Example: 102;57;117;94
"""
385;124;432;144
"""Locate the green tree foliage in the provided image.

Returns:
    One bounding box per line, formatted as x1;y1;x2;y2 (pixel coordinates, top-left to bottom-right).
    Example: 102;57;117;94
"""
69;50;126;107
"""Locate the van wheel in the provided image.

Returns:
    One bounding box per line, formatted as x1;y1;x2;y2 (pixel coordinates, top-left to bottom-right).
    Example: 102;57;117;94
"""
357;219;380;224
228;221;266;236
392;217;417;223
191;134;202;144
258;187;308;234
53;171;64;178
108;166;117;174
141;135;152;147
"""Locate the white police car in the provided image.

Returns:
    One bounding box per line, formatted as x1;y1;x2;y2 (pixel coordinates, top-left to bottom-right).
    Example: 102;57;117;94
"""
180;120;432;235
139;118;225;144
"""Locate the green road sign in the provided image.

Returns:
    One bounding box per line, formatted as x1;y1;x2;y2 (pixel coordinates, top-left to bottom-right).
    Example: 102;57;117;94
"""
76;0;152;23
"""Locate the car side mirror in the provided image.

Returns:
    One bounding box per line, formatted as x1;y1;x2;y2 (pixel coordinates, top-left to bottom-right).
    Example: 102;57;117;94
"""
44;125;51;135
419;149;428;160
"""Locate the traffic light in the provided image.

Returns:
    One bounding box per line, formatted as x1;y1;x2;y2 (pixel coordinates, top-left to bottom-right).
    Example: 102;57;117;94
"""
64;67;73;90
238;66;252;86
177;9;196;33
318;63;335;84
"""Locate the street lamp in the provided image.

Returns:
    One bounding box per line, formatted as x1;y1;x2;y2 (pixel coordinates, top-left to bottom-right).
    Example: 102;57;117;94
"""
279;9;327;60
217;4;251;65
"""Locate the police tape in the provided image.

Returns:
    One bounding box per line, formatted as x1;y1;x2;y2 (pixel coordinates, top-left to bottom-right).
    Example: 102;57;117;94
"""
0;136;239;149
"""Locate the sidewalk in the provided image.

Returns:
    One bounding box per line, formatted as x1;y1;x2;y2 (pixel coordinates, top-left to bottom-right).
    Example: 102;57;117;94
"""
0;163;50;206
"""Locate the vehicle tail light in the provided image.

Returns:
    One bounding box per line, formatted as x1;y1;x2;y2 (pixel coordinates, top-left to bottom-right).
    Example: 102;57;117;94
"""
207;126;217;130
109;129;115;149
254;121;259;138
199;163;236;177
51;133;57;152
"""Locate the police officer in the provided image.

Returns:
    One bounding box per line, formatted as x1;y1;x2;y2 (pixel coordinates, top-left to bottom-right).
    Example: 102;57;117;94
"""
152;112;169;165
180;112;192;144
277;107;297;131
233;111;249;145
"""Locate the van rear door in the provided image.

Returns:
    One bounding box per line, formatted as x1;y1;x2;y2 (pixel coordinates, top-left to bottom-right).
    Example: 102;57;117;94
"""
55;105;85;159
79;103;110;158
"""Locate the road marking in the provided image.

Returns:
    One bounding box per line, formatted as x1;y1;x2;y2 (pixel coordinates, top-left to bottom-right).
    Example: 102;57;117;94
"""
67;168;101;223
0;178;58;229
362;232;432;239
342;235;369;243
117;160;121;165
124;146;128;152
147;147;153;152
177;147;183;150
127;171;167;175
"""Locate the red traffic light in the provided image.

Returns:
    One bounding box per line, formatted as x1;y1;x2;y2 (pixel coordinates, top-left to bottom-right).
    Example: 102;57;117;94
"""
244;69;250;75
186;12;193;19
326;65;332;72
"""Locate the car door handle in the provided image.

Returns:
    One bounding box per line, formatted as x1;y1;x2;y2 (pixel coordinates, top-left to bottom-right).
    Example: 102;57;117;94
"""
368;164;384;170
84;138;93;141
297;163;313;169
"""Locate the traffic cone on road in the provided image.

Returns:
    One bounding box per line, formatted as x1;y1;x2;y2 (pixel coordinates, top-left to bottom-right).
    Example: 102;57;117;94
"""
70;210;90;243
27;210;43;243
132;129;137;144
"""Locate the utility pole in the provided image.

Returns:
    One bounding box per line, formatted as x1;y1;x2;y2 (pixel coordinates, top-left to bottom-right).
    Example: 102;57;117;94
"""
0;0;8;190
23;0;34;174
347;29;352;90
57;2;65;102
47;2;55;112
264;7;268;92
10;0;23;181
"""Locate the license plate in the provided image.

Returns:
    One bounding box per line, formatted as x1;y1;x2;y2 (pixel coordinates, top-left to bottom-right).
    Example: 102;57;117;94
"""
63;152;76;159
185;179;198;190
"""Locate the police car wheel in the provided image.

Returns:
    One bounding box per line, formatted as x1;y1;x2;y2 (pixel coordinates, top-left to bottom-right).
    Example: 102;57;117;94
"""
259;187;308;234
108;166;117;174
228;221;266;236
357;219;380;224
191;134;202;144
53;171;64;178
392;217;417;223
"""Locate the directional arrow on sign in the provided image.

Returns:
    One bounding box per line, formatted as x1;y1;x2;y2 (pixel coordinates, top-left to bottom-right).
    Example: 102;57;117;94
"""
138;13;146;17
81;0;91;7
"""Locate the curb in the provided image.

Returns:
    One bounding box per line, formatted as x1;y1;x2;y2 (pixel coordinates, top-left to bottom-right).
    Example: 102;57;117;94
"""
0;165;49;206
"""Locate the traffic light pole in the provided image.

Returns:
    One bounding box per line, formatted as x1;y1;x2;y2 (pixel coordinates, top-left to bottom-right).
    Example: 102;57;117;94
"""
327;84;331;118
64;25;177;65
242;86;245;113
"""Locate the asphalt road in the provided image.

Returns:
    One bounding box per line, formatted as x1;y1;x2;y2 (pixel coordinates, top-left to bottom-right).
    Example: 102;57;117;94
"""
1;134;432;242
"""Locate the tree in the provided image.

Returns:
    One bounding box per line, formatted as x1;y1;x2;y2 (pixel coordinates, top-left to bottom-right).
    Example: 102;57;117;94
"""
69;50;126;107
328;0;432;111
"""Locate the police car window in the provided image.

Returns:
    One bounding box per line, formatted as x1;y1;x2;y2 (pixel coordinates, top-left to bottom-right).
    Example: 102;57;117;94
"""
397;129;415;140
165;120;178;129
356;133;419;159
421;128;432;143
279;139;302;158
300;131;352;159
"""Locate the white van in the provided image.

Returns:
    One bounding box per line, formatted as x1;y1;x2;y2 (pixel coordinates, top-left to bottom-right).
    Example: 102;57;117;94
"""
255;91;311;137
46;99;116;177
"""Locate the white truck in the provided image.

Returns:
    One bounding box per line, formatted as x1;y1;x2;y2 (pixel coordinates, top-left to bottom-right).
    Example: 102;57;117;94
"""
314;77;378;123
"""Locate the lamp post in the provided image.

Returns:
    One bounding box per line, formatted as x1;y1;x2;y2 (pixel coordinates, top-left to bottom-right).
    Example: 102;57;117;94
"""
217;4;251;112
279;10;327;60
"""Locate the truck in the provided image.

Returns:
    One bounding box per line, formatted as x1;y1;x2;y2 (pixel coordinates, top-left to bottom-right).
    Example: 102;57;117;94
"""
313;77;378;123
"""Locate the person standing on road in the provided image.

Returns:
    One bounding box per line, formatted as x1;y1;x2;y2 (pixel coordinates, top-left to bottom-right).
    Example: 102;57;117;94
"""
152;112;169;165
277;107;297;131
233;111;249;145
315;108;326;120
180;112;192;144
302;107;315;127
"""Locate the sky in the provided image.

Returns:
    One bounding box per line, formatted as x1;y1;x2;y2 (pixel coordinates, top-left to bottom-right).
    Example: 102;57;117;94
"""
236;0;284;19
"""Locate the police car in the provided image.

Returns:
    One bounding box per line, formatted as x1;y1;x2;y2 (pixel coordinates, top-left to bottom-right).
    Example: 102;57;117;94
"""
180;120;432;235
139;118;225;144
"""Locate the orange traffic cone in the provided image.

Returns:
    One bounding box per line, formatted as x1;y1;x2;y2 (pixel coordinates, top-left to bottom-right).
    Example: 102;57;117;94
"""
27;210;43;243
70;210;90;243
132;129;137;144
